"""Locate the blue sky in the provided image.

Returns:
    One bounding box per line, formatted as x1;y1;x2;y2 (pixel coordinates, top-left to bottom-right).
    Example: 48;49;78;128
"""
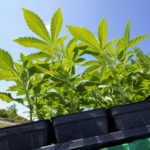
0;0;150;118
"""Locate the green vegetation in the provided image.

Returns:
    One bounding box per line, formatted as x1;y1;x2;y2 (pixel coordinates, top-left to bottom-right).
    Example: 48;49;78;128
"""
0;104;28;123
0;122;13;128
0;8;149;121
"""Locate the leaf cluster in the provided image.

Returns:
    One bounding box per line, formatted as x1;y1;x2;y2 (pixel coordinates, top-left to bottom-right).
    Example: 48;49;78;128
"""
0;8;149;121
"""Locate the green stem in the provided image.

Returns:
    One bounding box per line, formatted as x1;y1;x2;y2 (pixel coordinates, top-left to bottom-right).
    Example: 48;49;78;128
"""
106;56;127;103
69;87;74;113
26;91;33;122
93;98;101;107
22;79;33;122
34;94;41;120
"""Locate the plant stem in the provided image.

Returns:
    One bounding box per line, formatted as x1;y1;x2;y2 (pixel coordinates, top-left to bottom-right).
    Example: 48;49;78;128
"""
22;79;33;122
93;98;101;107
25;91;33;122
34;93;41;120
106;55;127;103
69;87;74;113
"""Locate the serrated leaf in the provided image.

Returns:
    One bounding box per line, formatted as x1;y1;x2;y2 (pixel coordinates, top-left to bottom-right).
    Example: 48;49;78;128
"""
82;60;103;66
0;92;23;103
0;49;14;71
7;85;22;91
15;63;24;75
66;39;77;60
133;46;145;58
116;37;127;61
17;91;25;96
124;19;130;45
83;65;101;75
133;47;150;65
26;60;33;68
55;36;68;46
14;37;51;51
82;50;101;57
20;53;26;62
0;70;16;81
106;46;116;58
0;92;14;102
62;59;72;68
99;67;110;82
104;37;119;50
35;64;65;82
28;66;43;77
51;8;63;42
125;54;134;64
33;63;50;72
98;18;107;49
60;43;66;55
53;82;66;87
44;92;62;99
22;8;51;42
75;58;86;63
70;74;81;84
74;43;100;57
128;34;150;48
67;26;100;49
27;52;51;60
94;54;105;62
127;50;135;56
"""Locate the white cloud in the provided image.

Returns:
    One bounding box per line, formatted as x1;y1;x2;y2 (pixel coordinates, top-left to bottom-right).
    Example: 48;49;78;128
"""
45;22;51;32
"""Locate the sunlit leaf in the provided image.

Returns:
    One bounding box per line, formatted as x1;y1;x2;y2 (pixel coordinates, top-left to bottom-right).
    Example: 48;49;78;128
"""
75;58;86;63
104;37;119;50
27;52;51;60
7;85;22;91
14;37;51;51
66;39;77;60
0;92;23;104
116;37;126;61
0;49;14;71
83;65;101;75
128;34;150;48
82;60;103;66
0;70;17;81
55;36;68;46
51;8;63;42
124;19;130;45
22;8;51;42
98;18;107;49
67;26;100;49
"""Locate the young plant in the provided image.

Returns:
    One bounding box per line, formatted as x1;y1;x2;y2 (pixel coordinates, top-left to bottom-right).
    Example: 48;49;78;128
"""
13;8;86;114
0;50;33;121
1;8;149;121
14;8;67;60
67;18;150;104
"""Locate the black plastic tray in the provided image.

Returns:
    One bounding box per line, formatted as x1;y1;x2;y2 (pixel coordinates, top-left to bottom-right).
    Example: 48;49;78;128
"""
52;108;108;143
108;96;150;130
34;125;150;150
0;120;56;150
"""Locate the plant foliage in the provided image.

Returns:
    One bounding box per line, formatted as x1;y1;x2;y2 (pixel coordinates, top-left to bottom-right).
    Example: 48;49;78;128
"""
0;8;149;121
